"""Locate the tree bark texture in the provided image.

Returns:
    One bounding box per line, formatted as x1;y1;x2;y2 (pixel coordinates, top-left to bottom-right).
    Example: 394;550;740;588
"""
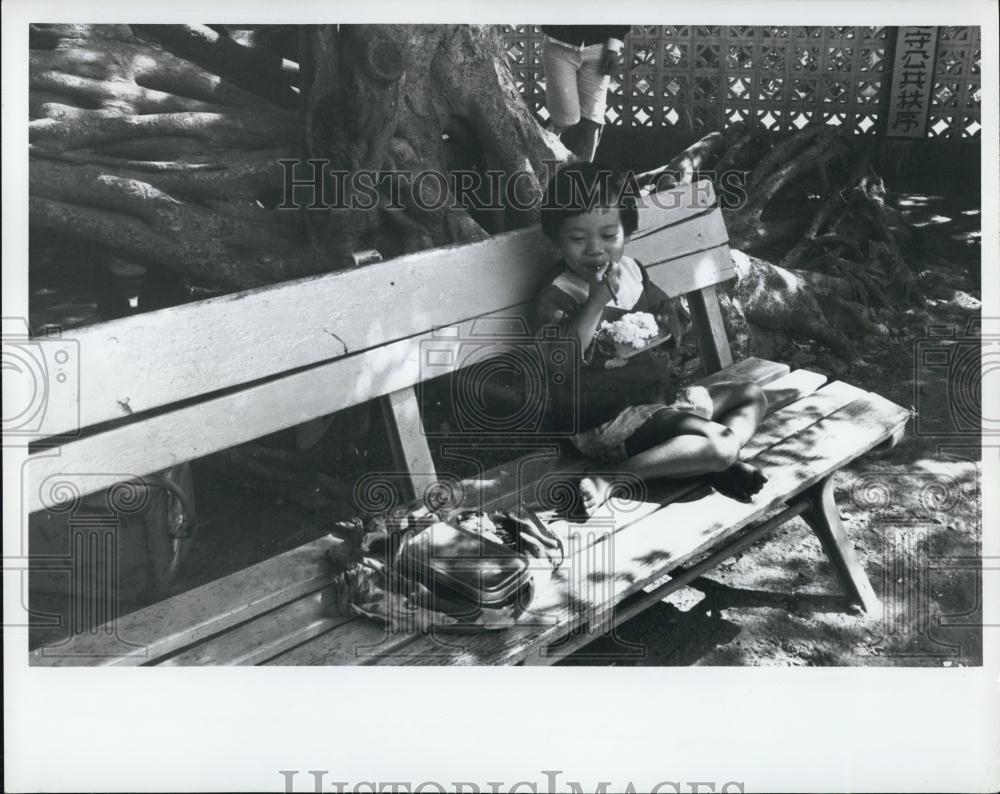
29;23;565;289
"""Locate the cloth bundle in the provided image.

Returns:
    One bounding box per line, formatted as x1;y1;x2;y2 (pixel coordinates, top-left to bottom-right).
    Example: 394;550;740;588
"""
323;507;564;632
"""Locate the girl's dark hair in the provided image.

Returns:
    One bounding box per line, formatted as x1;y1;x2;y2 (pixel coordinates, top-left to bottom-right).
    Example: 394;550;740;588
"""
539;162;639;241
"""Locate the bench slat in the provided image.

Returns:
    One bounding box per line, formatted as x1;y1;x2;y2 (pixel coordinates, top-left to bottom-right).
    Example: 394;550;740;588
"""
33;228;548;442
265;611;420;666
35;183;719;442
749;368;829;423
740;379;863;459
631;205;728;253
29;535;343;666
633;180;715;236
451;446;578;514
628;211;732;294
384;391;909;665
640;242;735;299
26;308;524;512
159;591;350;666
695;356;788;386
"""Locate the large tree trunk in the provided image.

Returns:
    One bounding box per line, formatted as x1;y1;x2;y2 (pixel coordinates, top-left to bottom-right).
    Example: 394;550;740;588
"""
29;23;565;289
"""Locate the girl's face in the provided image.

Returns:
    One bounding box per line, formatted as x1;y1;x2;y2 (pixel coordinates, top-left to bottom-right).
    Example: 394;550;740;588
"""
557;206;628;280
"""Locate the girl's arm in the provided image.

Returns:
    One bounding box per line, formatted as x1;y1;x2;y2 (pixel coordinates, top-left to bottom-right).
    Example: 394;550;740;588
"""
535;286;606;364
535;266;620;362
562;265;621;360
563;286;609;360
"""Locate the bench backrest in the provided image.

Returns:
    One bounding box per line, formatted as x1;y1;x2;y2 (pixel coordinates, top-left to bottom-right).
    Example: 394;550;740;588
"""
26;180;734;512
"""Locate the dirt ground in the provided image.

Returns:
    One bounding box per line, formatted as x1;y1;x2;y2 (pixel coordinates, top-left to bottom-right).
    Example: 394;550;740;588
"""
27;184;985;666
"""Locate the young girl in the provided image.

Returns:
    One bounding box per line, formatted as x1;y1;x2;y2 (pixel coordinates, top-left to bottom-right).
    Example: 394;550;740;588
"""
534;162;769;515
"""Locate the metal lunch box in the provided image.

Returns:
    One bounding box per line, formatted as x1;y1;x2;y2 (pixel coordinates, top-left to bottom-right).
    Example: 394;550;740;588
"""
396;519;535;611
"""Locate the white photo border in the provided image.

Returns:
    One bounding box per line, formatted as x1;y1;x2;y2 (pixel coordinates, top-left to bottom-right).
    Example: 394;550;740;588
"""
3;2;998;792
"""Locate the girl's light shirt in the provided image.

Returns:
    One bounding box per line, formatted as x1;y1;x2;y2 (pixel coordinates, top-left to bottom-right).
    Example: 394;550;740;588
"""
550;255;645;311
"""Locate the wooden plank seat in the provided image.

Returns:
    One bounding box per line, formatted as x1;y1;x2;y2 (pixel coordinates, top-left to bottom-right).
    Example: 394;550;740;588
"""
27;179;909;666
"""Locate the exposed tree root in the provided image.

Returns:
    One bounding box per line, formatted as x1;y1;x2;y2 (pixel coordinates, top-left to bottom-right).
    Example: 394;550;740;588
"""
29;23;562;288
640;124;926;360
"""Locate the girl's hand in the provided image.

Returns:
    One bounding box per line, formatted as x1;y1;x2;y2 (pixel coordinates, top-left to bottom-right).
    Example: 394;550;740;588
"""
586;260;621;304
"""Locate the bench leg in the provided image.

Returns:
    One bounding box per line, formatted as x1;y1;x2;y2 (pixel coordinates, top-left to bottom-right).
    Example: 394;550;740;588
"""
801;475;882;615
139;463;198;586
379;386;439;503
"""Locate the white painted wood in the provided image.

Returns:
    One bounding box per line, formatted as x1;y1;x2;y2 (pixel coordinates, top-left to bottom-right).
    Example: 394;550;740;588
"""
687;284;735;372
633;179;716;235
629;207;728;261
693;356;787;386
160;590;351;666
740;380;862;459
35;183;721;441
25;307;534;513
750;368;828;421
642;244;735;299
634;208;730;260
35;228;554;441
380;386;439;500
264;606;418;666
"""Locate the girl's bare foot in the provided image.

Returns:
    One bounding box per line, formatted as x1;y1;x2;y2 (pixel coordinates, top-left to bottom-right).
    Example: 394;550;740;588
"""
574;474;615;519
706;461;768;503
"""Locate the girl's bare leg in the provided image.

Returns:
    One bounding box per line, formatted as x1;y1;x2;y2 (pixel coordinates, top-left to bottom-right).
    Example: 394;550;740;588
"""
707;381;767;446
577;413;736;512
577;382;768;514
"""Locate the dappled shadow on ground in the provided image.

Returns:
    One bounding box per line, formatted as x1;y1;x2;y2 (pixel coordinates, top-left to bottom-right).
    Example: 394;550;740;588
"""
555;572;858;667
555;599;742;667
557;464;982;667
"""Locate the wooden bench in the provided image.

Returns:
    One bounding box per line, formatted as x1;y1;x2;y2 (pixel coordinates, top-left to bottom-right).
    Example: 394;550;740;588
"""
27;180;909;666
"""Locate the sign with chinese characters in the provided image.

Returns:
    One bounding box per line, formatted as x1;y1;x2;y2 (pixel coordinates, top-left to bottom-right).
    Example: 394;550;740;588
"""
887;27;939;137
